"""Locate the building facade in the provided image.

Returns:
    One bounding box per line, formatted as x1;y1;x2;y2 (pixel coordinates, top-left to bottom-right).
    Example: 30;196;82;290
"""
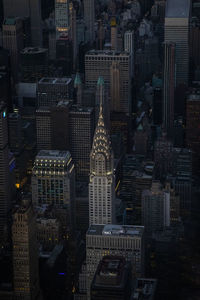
164;0;190;86
89;103;115;225
85;51;131;114
86;224;145;298
12;200;41;300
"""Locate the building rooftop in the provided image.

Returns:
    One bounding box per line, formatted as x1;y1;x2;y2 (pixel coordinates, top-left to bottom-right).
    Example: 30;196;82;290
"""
165;0;190;18
39;77;72;85
87;224;144;237
21;47;48;54
3;17;18;25
131;278;157;300
36;150;71;161
92;256;129;288
86;50;130;56
70;105;93;113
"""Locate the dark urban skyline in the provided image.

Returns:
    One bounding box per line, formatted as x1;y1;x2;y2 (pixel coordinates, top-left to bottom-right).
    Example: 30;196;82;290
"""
0;0;199;300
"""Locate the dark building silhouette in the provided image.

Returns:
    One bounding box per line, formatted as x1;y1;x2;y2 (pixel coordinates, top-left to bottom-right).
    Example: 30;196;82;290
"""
91;256;131;300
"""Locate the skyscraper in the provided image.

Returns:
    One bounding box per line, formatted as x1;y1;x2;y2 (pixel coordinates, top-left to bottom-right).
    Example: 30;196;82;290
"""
124;30;134;77
3;0;42;47
0;103;10;245
69;106;95;180
84;0;95;43
55;0;69;39
2;17;24;82
89;101;115;225
186;91;200;175
32;150;75;230
85;51;131;114
163;42;176;134
12;199;41;300
142;181;170;235
164;0;190;86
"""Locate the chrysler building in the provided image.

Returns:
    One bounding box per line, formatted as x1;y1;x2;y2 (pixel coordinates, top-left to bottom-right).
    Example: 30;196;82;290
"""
89;80;115;225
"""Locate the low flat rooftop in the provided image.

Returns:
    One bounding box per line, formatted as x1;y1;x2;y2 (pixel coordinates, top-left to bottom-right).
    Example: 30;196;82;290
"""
86;50;130;56
21;47;48;54
87;224;144;237
39;77;72;85
70;105;93;113
36;150;71;161
165;0;190;18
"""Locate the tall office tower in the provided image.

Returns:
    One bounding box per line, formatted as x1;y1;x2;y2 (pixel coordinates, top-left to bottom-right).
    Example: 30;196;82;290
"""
168;148;192;213
163;42;176;135
55;0;69;39
37;77;73;107
2;17;24;82
20;47;48;83
69;106;95;180
98;19;105;50
8;112;23;153
110;62;120;112
142;181;170;235
164;0;190;87
124;30;134;77
154;131;173;179
85;51;131;114
32;150;75;229
190;19;200;71
12;199;41;300
51;100;70;151
111;18;117;51
90;256;132;300
0;48;12;112
36;107;51;151
86;224;144;298
153;87;162;126
69;2;77;70
186;91;200;175
84;0;95;43
89;103;115;226
56;37;73;76
0;103;10;245
3;0;42;47
165;182;180;225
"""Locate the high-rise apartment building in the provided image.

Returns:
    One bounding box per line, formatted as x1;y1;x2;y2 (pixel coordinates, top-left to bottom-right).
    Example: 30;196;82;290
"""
0;103;10;245
163;42;176;134
86;224;144;298
32;151;75;230
55;0;69;39
69;106;95;180
85;50;131;114
12;199;41;300
3;0;42;47
2;17;24;82
164;0;190;86
84;0;95;43
89;103;115;225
